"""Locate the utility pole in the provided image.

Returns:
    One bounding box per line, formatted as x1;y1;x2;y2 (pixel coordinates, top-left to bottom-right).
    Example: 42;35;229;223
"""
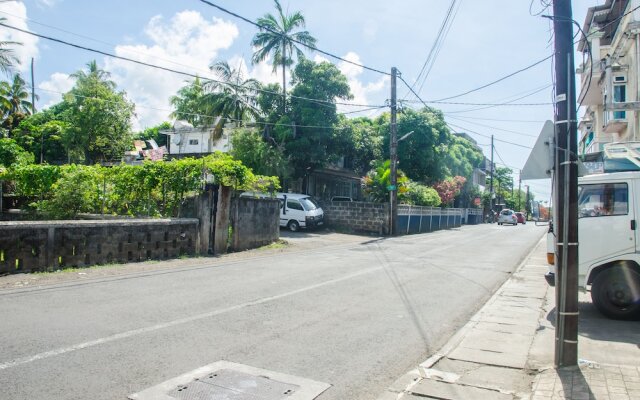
489;135;494;217
30;58;41;164
525;185;530;216
552;0;579;368
518;170;522;211
389;67;398;235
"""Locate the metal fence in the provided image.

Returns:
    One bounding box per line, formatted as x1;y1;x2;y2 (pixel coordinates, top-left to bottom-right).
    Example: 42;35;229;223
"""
397;205;464;235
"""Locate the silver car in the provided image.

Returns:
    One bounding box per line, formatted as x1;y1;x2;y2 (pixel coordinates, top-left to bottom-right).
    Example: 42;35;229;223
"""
497;209;518;225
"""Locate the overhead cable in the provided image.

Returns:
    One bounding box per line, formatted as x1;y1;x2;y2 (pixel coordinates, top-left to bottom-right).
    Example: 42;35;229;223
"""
196;0;390;76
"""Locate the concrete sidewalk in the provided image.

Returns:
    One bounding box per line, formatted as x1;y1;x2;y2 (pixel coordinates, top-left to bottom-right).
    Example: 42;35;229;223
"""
377;237;640;400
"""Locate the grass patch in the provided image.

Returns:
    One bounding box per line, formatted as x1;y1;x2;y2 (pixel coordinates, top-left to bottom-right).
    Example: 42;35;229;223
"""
260;240;288;250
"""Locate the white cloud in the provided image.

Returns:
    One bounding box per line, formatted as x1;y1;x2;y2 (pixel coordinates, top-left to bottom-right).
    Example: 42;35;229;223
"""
36;0;58;7
38;72;73;108
0;1;39;73
336;52;388;115
104;11;239;130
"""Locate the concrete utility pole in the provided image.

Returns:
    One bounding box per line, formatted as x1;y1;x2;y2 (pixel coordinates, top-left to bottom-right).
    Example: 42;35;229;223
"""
552;0;579;368
518;170;522;211
389;67;398;235
489;135;494;216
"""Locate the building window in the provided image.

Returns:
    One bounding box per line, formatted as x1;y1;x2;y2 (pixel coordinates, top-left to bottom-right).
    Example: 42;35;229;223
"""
613;76;626;119
188;139;199;145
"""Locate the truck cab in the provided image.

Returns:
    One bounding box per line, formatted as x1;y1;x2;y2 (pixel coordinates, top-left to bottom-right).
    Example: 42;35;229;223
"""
546;164;640;320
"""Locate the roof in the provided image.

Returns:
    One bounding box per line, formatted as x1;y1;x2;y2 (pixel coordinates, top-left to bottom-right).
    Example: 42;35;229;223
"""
578;0;629;52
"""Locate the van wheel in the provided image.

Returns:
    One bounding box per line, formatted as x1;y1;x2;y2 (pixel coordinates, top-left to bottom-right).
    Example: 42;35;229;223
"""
591;266;640;320
287;220;300;232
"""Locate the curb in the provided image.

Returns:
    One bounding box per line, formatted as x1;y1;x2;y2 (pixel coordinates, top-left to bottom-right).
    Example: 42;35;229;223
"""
379;234;547;399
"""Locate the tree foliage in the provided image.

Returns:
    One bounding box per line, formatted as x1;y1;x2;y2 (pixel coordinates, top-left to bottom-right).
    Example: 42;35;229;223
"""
0;137;33;167
251;0;317;100
362;160;409;203
285;59;352;176
404;181;441;207
0;153;279;219
433;176;466;206
230;128;290;179
62;60;135;164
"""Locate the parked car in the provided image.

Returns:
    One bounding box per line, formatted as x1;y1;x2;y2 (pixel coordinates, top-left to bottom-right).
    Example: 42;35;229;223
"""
515;212;526;224
497;209;517;225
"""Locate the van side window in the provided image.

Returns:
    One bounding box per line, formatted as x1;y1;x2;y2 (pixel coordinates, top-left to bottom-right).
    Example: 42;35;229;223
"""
578;183;628;218
287;200;304;211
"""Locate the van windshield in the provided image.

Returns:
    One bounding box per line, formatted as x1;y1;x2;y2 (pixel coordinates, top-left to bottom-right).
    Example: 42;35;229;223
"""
300;197;319;211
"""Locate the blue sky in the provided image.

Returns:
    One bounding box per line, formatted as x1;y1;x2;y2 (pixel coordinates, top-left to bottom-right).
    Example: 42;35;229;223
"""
0;0;602;201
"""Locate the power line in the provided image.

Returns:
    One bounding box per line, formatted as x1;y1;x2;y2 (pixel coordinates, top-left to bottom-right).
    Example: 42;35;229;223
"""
446;114;546;123
429;55;553;102
396;72;533;150
196;0;390;76
0;9;214;78
0;23;385;111
443;84;552;114
403;0;460;99
446;115;537;138
36;86;351;131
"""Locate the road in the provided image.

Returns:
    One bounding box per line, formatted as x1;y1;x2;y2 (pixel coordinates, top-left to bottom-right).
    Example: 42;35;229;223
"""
0;223;545;399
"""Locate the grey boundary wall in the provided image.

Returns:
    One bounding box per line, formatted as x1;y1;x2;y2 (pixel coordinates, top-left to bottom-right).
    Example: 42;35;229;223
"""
320;201;483;235
0;219;199;275
232;197;280;252
320;201;390;235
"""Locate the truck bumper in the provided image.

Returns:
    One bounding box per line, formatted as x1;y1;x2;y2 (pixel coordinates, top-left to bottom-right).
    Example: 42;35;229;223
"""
545;272;555;287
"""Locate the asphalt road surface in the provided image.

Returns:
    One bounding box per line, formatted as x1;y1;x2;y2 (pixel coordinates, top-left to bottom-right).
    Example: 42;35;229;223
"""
0;223;546;399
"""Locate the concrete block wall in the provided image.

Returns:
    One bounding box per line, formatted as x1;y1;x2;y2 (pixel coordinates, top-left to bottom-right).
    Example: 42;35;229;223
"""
0;219;198;275
232;197;280;252
320;201;389;235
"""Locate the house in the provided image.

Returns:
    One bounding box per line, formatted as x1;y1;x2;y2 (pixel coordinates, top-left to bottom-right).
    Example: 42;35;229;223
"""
577;0;639;154
160;120;232;156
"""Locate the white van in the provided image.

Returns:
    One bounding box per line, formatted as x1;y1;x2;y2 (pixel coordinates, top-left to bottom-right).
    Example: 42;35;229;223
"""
545;170;640;320
240;192;324;232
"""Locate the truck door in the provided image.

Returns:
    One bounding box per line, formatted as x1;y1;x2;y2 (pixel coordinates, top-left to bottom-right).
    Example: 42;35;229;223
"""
578;182;635;267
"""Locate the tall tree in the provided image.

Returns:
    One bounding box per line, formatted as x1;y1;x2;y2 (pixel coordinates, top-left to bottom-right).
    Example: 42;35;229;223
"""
63;61;134;164
251;0;317;105
286;59;351;175
70;60;115;88
201;60;261;136
170;77;209;127
0;74;36;133
0;17;20;76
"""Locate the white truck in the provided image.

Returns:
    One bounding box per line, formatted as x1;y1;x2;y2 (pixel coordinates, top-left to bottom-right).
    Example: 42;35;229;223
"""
545;167;640;320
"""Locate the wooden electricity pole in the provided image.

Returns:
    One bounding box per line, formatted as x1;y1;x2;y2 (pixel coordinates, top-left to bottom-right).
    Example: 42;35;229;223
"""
552;0;579;368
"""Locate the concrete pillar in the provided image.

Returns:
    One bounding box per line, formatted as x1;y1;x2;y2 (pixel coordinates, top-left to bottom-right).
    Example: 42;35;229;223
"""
213;185;232;255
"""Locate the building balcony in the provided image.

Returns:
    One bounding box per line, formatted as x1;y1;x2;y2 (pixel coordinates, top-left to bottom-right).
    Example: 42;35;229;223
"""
604;118;628;134
577;61;603;106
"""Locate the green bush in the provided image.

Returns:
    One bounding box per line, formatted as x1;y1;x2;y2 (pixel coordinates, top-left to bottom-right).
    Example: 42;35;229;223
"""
0;152;279;219
403;182;441;207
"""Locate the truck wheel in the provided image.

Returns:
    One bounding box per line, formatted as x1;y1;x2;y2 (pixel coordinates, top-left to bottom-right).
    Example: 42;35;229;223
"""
287;220;300;232
591;266;640;320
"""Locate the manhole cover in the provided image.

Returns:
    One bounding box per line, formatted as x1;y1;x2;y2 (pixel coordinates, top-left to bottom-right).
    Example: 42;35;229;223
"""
168;369;299;400
130;361;330;400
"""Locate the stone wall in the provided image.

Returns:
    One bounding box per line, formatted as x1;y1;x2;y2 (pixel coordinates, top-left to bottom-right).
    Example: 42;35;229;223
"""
320;201;389;235
0;219;199;275
232;197;280;252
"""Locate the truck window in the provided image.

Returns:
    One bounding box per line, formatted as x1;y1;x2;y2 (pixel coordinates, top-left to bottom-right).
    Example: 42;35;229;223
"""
287;200;304;211
578;183;628;218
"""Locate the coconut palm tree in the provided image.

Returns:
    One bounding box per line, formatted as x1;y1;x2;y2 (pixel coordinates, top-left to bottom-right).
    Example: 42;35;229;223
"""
251;0;316;106
70;60;115;88
201;60;261;137
0;73;34;116
0;18;20;76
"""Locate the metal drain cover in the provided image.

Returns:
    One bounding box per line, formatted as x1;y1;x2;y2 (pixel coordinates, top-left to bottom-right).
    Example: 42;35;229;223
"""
129;361;331;400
